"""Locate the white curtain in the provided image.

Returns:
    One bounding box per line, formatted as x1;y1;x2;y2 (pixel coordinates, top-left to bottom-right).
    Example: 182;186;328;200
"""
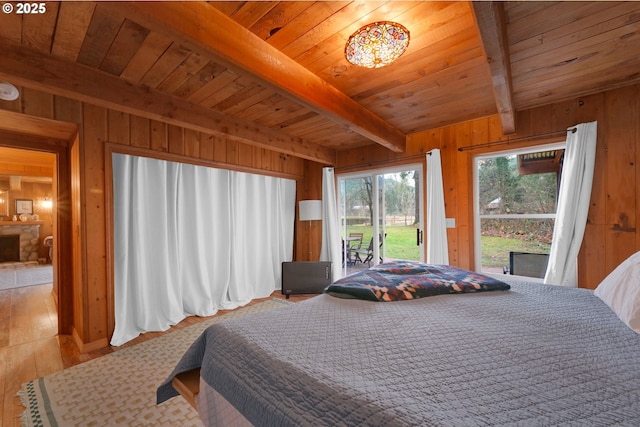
111;154;296;345
319;167;343;281
426;149;449;264
544;121;597;286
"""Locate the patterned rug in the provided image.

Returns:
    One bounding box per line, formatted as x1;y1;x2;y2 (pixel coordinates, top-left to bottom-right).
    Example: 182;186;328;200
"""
19;298;291;427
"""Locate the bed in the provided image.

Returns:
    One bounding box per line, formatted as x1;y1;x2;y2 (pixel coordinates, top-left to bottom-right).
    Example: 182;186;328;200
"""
157;259;640;426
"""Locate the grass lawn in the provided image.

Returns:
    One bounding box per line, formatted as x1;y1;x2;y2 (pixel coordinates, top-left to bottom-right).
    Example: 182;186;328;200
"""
481;236;550;269
347;225;549;269
346;224;421;261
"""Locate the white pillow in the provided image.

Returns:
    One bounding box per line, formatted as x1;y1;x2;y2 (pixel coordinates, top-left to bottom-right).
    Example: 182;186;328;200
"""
594;251;640;333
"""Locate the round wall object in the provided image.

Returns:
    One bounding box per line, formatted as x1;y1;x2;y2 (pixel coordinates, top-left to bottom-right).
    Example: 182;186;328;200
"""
0;82;19;101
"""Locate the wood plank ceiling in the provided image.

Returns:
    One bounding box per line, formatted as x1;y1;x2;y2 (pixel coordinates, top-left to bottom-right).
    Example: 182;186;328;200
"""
1;1;639;165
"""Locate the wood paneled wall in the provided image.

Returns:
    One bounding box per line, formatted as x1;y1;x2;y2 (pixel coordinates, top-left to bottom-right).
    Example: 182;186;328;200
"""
337;84;640;290
295;161;324;261
1;87;305;350
2;82;638;349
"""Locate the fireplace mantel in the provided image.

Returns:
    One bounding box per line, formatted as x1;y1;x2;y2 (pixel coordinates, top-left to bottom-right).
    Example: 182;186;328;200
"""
0;221;45;226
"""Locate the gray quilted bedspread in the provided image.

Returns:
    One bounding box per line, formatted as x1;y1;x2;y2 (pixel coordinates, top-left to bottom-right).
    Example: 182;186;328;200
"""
158;280;640;426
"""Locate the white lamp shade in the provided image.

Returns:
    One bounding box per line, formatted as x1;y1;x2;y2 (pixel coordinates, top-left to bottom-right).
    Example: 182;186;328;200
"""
299;200;322;221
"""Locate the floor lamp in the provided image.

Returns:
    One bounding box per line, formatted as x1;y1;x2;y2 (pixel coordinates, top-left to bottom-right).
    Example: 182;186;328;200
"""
299;200;322;260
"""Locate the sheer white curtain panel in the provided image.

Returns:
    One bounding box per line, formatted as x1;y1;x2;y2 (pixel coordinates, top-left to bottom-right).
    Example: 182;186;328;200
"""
319;167;343;281
544;121;597;286
426;149;449;264
111;154;295;346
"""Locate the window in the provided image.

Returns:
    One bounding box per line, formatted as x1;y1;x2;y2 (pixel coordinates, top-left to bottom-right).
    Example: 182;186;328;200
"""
474;144;565;279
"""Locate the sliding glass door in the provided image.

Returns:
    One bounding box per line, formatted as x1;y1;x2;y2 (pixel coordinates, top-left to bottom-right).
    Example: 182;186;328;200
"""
338;165;423;276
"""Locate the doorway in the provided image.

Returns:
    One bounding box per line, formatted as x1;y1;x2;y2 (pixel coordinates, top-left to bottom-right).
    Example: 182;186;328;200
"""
0;159;56;293
338;164;424;276
0;110;75;335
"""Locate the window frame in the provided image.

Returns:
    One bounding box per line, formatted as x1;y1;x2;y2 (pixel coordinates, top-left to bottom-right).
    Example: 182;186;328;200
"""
473;142;566;280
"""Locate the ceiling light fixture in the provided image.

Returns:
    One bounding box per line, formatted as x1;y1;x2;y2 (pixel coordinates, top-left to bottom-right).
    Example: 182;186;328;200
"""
345;21;410;69
0;82;19;101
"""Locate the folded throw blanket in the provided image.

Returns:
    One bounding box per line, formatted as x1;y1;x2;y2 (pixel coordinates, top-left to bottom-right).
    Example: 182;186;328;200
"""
326;261;510;301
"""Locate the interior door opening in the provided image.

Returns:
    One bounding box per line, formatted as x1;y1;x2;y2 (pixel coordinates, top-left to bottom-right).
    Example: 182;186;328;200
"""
0;146;59;341
338;164;423;276
0;110;77;343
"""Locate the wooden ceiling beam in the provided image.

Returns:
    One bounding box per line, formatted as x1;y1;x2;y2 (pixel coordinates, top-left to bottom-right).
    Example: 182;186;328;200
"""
110;2;406;153
0;38;336;165
471;1;516;135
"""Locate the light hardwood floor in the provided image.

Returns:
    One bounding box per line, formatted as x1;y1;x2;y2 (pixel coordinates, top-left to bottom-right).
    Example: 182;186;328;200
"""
0;282;310;427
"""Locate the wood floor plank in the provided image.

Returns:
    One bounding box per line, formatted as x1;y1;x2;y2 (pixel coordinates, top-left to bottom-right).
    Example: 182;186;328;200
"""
9;289;34;346
33;337;64;377
0;291;10;347
30;287;58;340
6;342;36;394
0;346;7;427
5;342;36;427
1;284;55;425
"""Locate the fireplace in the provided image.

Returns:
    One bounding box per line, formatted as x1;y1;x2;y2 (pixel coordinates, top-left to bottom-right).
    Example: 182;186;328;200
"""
0;234;20;262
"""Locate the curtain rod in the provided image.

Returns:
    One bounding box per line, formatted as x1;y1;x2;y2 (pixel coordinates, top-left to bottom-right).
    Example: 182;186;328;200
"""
457;127;577;152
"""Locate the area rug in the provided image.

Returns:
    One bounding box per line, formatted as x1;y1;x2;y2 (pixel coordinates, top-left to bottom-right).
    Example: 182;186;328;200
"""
0;265;53;290
19;298;292;427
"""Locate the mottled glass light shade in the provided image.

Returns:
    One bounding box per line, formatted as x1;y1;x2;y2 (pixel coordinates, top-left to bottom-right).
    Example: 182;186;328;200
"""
345;21;410;69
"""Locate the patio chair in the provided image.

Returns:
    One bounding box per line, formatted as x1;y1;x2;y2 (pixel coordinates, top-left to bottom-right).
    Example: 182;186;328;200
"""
354;233;386;266
345;232;363;265
354;238;373;265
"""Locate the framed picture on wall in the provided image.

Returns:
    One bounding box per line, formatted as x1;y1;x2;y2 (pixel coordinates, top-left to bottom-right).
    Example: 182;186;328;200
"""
15;199;33;215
